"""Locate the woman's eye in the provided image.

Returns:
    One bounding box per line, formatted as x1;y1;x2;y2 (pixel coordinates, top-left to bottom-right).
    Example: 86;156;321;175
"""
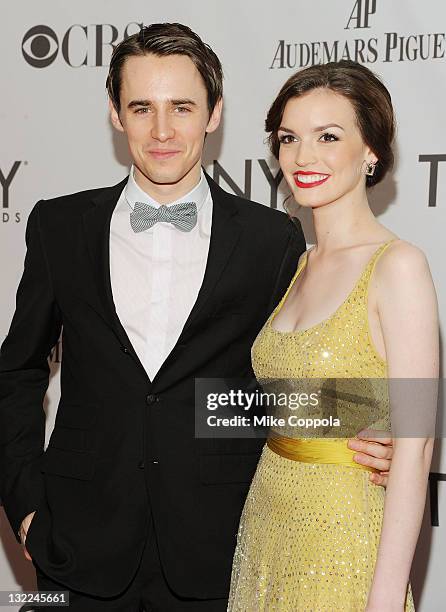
278;134;296;144
320;132;338;142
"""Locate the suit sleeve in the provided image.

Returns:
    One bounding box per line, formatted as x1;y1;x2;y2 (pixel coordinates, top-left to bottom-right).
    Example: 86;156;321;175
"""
0;200;62;541
267;216;306;316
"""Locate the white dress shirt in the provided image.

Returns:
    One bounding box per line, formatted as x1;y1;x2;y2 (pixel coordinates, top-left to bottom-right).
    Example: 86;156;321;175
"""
109;166;212;380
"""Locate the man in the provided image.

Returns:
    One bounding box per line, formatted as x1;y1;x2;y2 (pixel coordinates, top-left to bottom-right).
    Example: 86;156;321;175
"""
0;23;394;611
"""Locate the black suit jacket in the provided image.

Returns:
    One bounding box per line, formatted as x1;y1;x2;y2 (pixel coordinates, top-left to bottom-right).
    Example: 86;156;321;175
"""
0;173;306;598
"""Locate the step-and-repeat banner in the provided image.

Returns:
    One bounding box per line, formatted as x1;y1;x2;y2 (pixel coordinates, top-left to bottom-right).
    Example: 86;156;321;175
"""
1;1;445;609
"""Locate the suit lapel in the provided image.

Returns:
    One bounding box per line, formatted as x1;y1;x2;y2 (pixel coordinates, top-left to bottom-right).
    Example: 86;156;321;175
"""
152;173;242;386
82;177;149;379
176;173;241;340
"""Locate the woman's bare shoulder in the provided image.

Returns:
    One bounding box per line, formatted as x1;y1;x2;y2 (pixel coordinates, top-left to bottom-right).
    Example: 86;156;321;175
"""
375;239;431;282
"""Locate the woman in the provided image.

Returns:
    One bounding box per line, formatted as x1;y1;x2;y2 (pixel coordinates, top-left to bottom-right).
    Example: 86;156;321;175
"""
228;61;438;611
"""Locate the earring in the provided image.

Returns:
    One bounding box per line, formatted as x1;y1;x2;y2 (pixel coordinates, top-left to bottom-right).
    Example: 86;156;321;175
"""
365;162;376;177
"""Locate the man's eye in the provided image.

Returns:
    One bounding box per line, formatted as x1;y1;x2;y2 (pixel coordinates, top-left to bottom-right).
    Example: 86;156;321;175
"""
135;107;149;114
320;132;338;142
175;106;190;113
278;134;296;144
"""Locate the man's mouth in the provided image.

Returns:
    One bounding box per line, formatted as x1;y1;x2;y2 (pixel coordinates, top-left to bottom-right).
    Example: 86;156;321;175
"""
293;171;330;188
148;150;181;160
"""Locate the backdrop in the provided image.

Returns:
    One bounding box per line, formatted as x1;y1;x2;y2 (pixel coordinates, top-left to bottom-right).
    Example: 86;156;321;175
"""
1;1;445;609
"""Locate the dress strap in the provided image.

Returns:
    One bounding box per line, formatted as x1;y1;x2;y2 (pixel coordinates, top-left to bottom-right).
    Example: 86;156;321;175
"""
362;239;398;293
271;249;309;318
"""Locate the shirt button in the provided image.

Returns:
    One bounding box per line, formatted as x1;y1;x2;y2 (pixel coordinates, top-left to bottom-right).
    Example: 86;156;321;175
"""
121;346;130;354
146;394;158;405
151;460;159;465
137;460;145;469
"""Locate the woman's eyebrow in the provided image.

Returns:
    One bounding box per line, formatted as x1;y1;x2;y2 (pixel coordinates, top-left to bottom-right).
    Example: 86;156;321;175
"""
277;123;345;134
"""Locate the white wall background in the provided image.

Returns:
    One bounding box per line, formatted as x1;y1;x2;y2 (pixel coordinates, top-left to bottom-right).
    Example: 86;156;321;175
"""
0;1;445;609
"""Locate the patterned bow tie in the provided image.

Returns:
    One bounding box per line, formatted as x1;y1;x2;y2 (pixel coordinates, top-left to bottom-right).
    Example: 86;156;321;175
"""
130;200;198;233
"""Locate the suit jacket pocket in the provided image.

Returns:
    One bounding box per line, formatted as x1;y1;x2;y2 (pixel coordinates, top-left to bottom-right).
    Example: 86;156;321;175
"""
49;426;92;452
199;453;259;485
40;447;96;481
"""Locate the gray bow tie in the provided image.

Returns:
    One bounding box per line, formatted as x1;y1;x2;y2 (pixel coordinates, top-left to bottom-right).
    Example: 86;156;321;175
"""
130;200;197;233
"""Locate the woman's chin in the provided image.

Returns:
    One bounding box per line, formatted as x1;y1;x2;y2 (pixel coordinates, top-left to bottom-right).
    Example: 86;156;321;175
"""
294;197;330;210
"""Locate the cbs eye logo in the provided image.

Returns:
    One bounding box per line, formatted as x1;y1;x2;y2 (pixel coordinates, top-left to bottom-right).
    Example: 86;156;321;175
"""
21;22;142;68
22;25;59;68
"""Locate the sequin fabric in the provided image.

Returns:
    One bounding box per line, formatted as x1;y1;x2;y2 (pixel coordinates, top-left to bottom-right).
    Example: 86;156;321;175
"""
228;241;415;611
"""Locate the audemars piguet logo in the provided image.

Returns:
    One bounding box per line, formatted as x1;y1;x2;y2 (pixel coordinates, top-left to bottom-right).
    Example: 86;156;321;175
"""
270;1;445;68
345;0;377;30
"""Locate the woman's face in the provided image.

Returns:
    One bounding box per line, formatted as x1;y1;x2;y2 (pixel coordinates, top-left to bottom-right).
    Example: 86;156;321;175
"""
278;88;377;209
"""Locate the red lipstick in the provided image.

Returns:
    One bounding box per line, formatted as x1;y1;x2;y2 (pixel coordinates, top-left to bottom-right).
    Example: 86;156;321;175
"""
293;171;330;189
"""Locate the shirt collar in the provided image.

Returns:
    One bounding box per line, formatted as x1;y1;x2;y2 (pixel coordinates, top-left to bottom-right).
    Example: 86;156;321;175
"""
124;165;209;212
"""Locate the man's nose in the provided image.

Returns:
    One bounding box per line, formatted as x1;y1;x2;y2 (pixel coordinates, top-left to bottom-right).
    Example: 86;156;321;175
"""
151;113;175;142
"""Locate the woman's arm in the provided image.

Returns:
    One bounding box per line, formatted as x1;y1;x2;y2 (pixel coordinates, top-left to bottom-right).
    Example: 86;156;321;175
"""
366;241;439;612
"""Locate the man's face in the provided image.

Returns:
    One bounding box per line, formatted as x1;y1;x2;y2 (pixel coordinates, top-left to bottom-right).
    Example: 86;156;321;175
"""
110;53;222;201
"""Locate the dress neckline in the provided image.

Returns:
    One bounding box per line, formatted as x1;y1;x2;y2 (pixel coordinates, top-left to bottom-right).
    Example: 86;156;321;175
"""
269;239;397;336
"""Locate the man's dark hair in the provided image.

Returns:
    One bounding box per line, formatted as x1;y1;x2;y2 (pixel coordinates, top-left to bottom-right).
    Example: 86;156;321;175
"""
106;23;223;116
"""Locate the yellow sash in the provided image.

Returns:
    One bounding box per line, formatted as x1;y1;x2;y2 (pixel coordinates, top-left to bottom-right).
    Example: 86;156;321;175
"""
267;434;378;472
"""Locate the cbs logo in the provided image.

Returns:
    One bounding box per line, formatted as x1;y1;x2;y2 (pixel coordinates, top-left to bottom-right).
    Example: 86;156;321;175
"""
22;25;58;68
22;23;142;68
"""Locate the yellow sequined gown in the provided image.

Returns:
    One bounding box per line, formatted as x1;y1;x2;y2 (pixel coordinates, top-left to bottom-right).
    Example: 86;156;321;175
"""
228;241;415;611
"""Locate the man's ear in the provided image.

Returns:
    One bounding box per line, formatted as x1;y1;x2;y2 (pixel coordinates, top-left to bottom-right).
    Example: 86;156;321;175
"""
206;98;223;134
109;98;125;133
